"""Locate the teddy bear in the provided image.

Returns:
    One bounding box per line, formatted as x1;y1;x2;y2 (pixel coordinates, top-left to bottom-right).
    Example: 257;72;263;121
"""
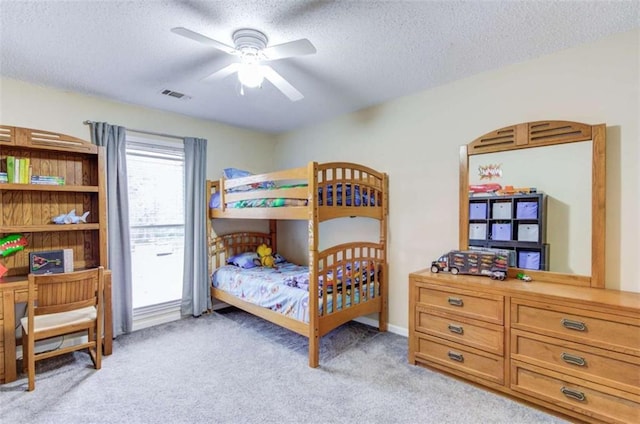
256;243;276;268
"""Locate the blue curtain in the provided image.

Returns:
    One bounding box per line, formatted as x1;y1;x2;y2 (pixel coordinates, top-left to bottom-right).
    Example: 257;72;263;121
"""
90;122;133;335
181;137;209;316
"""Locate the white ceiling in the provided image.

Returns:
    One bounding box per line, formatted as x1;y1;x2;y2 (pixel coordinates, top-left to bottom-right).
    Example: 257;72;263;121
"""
0;1;638;134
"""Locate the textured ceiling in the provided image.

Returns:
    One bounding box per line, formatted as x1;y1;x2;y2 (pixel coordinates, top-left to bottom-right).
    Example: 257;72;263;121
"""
0;1;638;133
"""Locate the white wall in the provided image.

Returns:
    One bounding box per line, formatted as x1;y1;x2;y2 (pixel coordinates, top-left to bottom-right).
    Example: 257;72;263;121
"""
0;77;277;180
1;29;637;335
275;29;640;331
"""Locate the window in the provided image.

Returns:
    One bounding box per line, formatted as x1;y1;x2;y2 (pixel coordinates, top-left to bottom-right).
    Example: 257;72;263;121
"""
126;137;184;312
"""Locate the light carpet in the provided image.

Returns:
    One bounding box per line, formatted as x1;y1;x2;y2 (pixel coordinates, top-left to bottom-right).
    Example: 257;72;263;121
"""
0;308;568;424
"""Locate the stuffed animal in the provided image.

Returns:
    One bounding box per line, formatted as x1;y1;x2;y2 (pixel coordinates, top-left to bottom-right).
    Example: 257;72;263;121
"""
256;243;276;268
0;234;28;257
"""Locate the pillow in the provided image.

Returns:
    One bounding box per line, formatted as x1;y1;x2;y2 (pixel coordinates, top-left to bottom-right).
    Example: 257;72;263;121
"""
273;253;287;264
227;251;259;269
223;168;275;192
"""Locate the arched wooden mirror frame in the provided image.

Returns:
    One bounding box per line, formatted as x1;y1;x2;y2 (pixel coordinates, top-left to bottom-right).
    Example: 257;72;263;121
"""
459;120;605;288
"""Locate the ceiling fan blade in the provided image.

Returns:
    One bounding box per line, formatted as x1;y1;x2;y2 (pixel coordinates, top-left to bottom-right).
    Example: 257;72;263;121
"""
201;62;241;82
262;65;304;102
262;39;316;61
171;27;238;55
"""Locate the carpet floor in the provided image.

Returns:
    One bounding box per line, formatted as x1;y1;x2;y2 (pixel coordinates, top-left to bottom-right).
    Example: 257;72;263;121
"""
0;308;569;424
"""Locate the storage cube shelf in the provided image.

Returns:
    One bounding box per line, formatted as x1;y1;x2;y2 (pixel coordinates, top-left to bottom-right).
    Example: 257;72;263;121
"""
468;193;548;271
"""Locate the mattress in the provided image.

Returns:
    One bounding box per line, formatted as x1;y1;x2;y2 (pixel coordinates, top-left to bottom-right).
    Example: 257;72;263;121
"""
209;183;378;209
211;261;377;323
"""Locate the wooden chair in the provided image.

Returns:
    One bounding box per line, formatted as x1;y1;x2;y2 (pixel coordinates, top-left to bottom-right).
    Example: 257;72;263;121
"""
21;267;104;391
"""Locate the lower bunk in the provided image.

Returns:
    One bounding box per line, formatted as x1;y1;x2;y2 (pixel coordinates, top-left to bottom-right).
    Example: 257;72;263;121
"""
209;231;388;367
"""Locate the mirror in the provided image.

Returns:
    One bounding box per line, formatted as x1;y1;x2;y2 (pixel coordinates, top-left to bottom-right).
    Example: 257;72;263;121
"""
459;120;605;288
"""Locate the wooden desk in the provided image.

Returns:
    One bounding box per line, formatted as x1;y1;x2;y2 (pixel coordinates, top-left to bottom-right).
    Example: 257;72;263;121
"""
0;271;113;383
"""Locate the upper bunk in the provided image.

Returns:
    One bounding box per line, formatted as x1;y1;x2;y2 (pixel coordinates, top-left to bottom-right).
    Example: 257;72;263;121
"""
207;161;388;222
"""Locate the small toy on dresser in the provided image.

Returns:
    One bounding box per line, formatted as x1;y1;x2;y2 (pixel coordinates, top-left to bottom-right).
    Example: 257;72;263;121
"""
52;209;89;224
431;249;508;280
516;272;532;282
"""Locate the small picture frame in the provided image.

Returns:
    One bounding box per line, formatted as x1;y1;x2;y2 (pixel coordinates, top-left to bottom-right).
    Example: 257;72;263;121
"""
29;249;73;274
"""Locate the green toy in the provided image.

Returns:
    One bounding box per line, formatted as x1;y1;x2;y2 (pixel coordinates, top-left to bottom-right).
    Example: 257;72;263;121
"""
0;234;28;257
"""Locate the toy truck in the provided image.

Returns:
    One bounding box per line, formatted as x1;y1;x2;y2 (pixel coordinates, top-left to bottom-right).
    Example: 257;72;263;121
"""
431;249;508;280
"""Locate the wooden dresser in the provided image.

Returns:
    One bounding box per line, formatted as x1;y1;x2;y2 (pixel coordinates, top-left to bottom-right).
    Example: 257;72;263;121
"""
409;270;640;424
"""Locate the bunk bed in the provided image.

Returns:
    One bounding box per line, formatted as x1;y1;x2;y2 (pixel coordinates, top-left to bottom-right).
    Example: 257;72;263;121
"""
206;161;389;367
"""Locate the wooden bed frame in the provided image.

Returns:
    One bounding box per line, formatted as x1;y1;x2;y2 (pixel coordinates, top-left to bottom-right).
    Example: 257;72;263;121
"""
206;161;389;367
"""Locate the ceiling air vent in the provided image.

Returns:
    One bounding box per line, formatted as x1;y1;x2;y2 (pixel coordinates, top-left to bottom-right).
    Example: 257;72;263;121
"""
160;89;191;100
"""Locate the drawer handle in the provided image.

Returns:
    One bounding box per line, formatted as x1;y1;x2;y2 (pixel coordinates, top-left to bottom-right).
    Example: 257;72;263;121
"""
447;297;464;307
560;318;587;332
447;351;464;362
560;352;587;367
448;324;464;334
560;386;586;402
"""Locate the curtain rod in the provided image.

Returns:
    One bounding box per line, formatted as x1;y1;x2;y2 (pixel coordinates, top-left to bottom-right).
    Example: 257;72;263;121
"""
83;120;185;141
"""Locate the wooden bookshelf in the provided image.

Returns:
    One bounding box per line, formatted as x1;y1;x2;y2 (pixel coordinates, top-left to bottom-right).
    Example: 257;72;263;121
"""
0;125;108;275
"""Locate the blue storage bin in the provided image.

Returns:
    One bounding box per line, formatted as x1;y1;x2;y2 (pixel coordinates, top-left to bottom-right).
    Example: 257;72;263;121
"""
469;203;487;220
516;201;538;219
491;223;511;241
519;251;541;270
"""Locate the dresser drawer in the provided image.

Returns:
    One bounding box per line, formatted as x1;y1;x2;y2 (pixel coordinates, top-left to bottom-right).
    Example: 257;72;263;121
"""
511;298;640;356
416;284;503;325
512;330;639;397
511;362;640;424
415;332;504;384
416;307;503;355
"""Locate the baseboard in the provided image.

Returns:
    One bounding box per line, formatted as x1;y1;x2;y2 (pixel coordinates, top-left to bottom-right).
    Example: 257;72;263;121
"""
353;315;408;337
132;300;182;332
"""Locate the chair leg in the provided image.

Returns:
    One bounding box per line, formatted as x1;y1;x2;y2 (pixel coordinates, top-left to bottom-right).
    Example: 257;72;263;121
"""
22;331;29;373
95;325;102;370
27;333;35;391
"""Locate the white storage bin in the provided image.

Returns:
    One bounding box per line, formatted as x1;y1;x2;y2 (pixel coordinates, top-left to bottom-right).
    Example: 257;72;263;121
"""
492;202;512;219
517;224;539;242
469;223;487;240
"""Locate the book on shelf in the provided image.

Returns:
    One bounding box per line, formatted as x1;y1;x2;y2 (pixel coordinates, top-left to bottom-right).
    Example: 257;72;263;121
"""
7;156;15;183
30;175;65;185
0;172;7;183
5;156;32;183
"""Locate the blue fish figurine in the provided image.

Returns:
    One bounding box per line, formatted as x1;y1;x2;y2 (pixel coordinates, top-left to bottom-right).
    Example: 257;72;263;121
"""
52;209;90;224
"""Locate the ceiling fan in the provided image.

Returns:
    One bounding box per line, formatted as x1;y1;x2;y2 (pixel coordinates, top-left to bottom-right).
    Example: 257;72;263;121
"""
171;27;316;101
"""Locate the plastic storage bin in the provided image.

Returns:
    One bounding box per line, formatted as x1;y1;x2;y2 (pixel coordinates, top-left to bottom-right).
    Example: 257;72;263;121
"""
518;251;541;270
516;202;538;219
491;223;511;241
492;202;512;219
517;224;539;242
469;203;487;220
469;223;487;240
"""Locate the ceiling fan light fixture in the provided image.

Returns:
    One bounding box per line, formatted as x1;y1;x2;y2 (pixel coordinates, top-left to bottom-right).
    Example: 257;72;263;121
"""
238;62;264;88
